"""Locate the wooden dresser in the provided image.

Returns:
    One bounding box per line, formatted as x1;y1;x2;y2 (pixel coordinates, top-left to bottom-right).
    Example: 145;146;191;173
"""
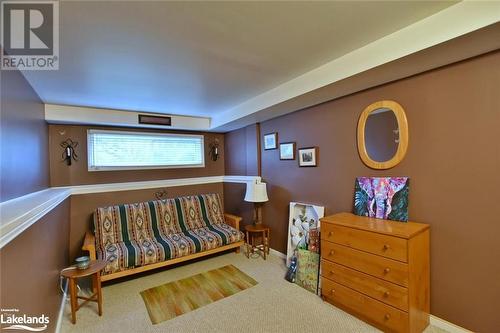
320;213;430;333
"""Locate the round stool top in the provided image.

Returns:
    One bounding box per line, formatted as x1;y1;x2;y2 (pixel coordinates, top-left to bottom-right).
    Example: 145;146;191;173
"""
61;260;107;278
245;224;270;232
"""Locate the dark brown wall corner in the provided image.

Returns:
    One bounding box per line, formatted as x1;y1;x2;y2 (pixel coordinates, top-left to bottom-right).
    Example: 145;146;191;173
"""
223;123;261;227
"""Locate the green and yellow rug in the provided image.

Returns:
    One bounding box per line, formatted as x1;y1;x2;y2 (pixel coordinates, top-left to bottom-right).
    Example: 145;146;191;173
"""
140;264;258;324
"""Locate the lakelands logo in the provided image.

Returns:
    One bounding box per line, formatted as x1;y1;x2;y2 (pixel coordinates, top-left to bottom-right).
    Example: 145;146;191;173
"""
1;1;59;70
0;308;49;331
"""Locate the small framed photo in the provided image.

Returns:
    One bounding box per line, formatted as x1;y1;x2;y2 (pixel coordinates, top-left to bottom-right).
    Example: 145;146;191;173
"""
298;147;318;167
264;132;278;150
279;142;296;160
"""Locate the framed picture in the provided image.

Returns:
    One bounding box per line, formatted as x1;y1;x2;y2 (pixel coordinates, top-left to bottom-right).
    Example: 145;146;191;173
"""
263;132;278;150
279;142;296;160
298;147;318;167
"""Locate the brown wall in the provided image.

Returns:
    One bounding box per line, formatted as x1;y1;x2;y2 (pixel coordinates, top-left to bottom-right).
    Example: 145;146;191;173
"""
223;182;254;229
70;183;224;261
224;124;260;176
0;70;48;202
48;124;225;186
223;125;260;227
0;199;70;333
225;51;500;331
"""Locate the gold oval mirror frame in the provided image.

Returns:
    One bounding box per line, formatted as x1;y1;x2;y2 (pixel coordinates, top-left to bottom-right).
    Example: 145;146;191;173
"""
357;100;409;169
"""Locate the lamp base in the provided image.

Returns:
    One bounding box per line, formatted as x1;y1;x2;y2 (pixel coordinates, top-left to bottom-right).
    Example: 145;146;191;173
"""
253;203;263;225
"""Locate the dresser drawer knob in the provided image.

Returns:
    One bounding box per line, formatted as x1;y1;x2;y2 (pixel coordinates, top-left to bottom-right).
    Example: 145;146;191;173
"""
329;250;335;256
330;289;335;294
384;313;391;321
384;267;391;274
328;231;333;237
383;291;390;298
329;270;334;275
383;244;391;250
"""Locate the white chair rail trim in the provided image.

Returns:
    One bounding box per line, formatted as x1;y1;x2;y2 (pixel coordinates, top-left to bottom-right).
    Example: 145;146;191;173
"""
0;175;260;249
0;188;72;249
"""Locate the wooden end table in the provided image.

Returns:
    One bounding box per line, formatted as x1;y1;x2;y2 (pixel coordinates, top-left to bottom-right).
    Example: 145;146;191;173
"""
244;224;270;260
61;260;106;324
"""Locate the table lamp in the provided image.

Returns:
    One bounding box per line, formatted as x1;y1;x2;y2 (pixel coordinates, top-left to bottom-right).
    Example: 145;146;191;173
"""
244;181;269;225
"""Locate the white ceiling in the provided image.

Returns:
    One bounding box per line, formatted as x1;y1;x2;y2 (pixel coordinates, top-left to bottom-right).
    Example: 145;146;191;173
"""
22;1;459;123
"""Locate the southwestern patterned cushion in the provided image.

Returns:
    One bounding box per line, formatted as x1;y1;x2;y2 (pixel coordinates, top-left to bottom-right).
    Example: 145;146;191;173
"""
93;193;243;275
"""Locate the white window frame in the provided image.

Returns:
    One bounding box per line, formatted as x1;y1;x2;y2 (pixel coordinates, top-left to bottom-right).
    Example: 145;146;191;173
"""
87;129;205;171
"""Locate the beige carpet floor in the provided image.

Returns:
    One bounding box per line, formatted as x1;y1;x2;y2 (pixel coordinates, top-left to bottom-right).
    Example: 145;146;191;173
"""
61;251;448;333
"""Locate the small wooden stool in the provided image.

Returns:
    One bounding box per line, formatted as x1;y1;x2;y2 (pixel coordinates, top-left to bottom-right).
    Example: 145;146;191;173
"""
244;224;270;260
61;260;106;324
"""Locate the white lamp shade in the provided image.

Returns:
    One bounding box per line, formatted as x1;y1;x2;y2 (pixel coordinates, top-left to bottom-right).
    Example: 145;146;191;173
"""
244;182;269;203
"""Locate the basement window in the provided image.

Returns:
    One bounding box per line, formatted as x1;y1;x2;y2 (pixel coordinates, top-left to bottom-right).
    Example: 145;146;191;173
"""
87;129;204;171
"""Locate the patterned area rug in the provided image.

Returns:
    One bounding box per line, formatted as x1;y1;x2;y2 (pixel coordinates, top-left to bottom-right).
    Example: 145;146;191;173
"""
140;264;258;324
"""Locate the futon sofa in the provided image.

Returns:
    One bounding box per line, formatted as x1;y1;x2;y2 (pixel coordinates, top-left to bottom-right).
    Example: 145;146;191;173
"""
82;193;244;281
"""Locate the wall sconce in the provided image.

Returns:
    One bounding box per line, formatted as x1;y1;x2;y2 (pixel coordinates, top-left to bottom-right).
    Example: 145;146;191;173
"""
209;139;220;161
60;139;78;166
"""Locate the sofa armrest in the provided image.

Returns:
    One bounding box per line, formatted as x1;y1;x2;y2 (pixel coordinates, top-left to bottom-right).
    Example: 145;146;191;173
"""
224;213;242;231
82;231;97;261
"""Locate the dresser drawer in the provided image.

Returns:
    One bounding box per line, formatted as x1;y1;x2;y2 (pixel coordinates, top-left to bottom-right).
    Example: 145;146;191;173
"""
322;241;409;287
322;278;409;333
322;223;408;262
321;260;408;311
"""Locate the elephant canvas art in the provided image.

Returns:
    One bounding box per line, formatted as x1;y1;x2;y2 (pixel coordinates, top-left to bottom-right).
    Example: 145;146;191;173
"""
354;177;409;222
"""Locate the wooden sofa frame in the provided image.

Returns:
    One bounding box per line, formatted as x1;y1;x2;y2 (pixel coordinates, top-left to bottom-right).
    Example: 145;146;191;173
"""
82;213;244;282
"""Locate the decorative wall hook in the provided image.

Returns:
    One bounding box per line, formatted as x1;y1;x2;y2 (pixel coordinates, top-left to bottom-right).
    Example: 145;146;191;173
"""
155;189;169;200
209;139;220;161
60;139;78;166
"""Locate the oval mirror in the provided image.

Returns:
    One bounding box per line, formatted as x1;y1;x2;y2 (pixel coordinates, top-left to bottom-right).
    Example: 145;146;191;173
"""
357;100;408;169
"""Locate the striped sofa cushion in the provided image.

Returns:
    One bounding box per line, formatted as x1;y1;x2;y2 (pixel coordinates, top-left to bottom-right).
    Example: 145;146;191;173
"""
93;193;243;275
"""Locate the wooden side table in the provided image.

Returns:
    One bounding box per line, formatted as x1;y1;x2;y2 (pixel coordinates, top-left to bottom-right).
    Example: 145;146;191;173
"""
244;224;270;260
61;260;106;324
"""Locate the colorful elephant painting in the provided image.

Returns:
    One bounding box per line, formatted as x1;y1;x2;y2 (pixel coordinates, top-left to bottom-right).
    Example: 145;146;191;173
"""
354;177;409;222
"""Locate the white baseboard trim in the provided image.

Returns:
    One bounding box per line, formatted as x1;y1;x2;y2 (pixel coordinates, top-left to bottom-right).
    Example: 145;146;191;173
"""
430;315;472;333
55;284;68;333
269;248;286;260
267;249;470;333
